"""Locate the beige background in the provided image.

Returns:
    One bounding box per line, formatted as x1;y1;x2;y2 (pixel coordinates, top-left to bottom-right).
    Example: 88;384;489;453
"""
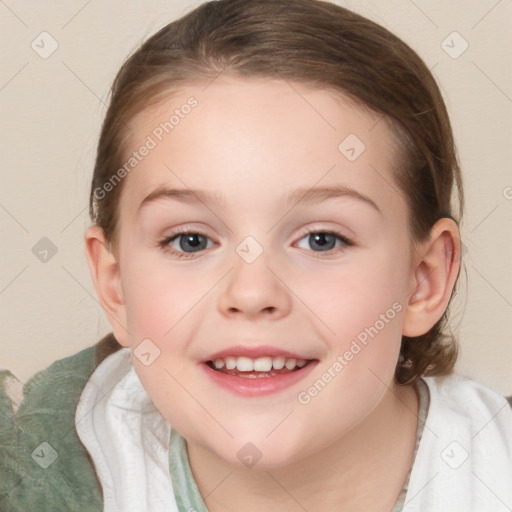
1;0;511;394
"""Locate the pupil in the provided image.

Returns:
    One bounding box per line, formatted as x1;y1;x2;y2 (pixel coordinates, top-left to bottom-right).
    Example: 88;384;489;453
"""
180;234;206;252
310;233;335;251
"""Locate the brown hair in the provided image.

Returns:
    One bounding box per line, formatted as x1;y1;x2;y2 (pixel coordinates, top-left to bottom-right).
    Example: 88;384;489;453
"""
89;0;464;385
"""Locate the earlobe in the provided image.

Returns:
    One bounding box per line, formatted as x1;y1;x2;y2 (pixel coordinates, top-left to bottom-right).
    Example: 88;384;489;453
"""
84;226;130;346
402;218;461;337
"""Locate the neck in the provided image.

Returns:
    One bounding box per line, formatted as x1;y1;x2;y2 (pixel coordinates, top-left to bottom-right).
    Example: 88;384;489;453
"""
187;381;419;512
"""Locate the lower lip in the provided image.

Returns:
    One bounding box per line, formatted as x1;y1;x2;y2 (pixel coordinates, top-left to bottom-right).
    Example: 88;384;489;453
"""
200;361;318;397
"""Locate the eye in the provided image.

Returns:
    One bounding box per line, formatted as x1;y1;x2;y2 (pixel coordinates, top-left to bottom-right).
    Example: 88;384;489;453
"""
295;230;352;254
159;229;215;258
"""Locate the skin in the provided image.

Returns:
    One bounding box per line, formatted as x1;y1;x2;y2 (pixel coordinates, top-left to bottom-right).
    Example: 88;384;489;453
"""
85;76;461;511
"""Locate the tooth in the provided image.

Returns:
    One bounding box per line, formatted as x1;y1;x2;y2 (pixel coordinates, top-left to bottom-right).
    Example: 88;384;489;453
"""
253;357;273;372
285;358;297;370
214;355;308;373
225;357;237;370
272;356;285;370
236;356;254;372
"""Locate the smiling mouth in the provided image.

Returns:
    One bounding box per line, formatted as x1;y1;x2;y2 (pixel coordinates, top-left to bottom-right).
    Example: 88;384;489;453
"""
205;356;315;378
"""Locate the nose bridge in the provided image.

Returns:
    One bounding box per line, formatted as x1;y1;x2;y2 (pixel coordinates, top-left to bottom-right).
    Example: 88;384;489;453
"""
217;239;292;318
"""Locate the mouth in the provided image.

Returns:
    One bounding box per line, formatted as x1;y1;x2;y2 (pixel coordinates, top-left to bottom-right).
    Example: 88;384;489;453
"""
205;356;314;378
200;345;319;396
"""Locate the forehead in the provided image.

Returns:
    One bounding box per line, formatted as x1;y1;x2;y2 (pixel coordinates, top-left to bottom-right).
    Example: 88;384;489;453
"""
119;76;404;218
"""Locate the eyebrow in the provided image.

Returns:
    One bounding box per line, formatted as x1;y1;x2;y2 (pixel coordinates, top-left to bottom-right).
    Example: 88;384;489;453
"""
288;185;381;213
138;186;223;211
138;184;381;214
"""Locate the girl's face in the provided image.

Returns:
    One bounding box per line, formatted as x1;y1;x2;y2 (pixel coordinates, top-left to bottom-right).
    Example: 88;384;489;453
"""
113;76;417;468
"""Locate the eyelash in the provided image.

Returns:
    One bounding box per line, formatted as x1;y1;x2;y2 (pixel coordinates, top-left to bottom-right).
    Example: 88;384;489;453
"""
158;227;353;260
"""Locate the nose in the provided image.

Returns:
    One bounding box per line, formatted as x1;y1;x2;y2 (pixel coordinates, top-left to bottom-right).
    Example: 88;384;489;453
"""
217;252;292;320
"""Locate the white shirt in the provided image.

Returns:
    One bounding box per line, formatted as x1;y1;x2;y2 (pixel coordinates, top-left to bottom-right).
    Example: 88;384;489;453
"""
76;348;512;512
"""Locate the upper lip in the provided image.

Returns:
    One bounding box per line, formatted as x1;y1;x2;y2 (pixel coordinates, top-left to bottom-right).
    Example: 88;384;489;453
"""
202;345;315;363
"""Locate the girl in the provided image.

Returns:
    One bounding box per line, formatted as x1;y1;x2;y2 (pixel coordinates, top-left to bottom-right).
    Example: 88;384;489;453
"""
2;0;511;510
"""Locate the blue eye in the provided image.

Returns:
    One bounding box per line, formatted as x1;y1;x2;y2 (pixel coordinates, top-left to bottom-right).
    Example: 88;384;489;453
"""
159;231;214;258
296;230;351;253
174;233;209;252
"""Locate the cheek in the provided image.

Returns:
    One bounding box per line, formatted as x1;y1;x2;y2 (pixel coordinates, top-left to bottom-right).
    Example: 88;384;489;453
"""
120;252;205;341
118;257;209;431
295;254;406;393
293;252;407;340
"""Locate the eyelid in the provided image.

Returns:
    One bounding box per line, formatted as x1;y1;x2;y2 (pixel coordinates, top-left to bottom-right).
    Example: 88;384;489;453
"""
294;225;353;245
160;224;214;241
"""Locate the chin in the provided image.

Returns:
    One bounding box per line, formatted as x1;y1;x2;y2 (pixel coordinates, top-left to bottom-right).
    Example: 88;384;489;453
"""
208;431;312;471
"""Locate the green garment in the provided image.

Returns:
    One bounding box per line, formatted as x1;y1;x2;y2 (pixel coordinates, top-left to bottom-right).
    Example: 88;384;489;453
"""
0;344;103;511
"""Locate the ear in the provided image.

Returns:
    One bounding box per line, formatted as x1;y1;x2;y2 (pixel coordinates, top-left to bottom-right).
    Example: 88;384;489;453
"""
84;225;130;347
402;218;462;337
